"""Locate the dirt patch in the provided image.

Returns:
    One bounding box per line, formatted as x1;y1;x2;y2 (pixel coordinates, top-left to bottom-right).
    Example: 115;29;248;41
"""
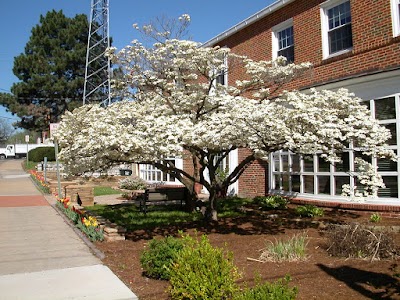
95;208;400;300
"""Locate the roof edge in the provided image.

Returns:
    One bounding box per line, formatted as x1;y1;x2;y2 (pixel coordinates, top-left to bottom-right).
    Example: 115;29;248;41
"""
202;0;296;47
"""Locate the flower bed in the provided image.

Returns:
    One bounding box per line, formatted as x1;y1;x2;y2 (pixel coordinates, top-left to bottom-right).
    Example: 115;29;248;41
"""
55;197;104;242
29;170;51;194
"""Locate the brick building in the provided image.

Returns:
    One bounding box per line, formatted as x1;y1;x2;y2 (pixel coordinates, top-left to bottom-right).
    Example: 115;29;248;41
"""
199;0;400;206
138;0;400;207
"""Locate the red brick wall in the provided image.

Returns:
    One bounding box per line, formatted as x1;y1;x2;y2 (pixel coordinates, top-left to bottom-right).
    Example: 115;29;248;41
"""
211;0;400;198
219;0;400;89
237;148;269;198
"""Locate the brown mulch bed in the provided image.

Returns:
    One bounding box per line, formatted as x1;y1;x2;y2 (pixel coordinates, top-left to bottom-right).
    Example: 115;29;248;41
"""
95;208;400;300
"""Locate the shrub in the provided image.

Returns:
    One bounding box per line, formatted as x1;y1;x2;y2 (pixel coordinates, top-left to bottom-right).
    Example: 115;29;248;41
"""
28;147;55;162
370;213;381;223
295;204;324;218
234;275;298;300
140;236;185;280
118;176;147;190
259;233;308;262
325;224;398;260
168;233;241;299
253;195;289;210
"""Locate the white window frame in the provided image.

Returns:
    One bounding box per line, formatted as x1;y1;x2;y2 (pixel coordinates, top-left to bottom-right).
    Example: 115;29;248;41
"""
391;0;400;37
320;0;353;59
139;158;183;185
214;53;228;87
272;18;294;61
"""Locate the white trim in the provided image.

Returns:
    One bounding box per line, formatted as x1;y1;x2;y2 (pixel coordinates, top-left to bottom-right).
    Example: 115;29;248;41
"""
320;0;353;59
271;18;294;60
391;0;400;37
202;0;296;47
139;158;183;185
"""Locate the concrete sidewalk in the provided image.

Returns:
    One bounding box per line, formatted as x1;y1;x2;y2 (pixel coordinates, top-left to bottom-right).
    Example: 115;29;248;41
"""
0;159;138;300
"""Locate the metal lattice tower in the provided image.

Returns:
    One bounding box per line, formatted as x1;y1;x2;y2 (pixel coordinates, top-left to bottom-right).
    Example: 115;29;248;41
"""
83;0;111;105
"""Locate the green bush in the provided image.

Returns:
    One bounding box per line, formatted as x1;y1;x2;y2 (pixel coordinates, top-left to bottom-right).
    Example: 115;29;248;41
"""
28;147;55;162
369;213;381;223
168;233;241;300
234;276;298;300
295;204;324;218
140;236;185;280
253;195;289;210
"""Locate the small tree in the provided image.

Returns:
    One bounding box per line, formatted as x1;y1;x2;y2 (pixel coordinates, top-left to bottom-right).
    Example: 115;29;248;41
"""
55;16;394;221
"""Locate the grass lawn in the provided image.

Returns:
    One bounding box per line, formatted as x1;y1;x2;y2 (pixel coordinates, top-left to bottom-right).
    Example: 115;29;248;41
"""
86;196;250;231
93;186;122;196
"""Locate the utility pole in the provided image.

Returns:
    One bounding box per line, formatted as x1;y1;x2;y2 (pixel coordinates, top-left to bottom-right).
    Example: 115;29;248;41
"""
83;0;111;106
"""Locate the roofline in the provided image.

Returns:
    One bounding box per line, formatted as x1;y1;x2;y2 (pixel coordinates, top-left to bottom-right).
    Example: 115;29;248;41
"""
202;0;296;47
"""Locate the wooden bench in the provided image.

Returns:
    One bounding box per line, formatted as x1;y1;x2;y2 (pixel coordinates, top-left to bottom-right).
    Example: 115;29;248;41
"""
137;186;188;214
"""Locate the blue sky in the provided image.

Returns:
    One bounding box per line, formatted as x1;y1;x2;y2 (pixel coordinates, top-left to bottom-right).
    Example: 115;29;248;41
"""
0;0;274;126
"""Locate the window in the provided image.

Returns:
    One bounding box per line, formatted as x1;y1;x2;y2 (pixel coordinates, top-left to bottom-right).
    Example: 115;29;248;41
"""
321;0;353;58
139;159;182;184
391;0;400;37
214;53;227;86
272;19;294;63
270;94;400;200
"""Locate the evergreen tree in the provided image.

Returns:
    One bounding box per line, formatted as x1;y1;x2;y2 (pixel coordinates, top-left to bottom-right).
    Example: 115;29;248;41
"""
0;10;90;131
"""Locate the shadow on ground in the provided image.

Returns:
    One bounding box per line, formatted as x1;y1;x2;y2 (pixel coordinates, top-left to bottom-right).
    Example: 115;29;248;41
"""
318;264;400;299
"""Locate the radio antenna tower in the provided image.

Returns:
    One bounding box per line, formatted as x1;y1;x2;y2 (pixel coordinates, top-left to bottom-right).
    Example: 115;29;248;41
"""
83;0;111;105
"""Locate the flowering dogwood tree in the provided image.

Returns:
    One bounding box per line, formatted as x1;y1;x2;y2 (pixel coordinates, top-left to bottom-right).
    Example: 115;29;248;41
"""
55;16;394;220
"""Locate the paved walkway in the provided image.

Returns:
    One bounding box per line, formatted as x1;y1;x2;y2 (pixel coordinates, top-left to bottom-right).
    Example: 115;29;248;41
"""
0;159;138;300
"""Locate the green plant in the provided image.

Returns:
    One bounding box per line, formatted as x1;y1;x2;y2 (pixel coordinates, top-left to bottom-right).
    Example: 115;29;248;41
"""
55;198;104;242
253;195;289;210
118;176;148;190
93;186;121;196
370;213;381;223
76;218;104;242
259;233;308;262
234;275;298;300
140;236;185;280
29;170;51;194
28;147;56;162
295;204;324;218
168;233;241;299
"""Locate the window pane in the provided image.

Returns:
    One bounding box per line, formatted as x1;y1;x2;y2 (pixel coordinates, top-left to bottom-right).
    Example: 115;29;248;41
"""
292;175;301;192
277;26;294;63
274;174;281;189
304;175;314;193
318;176;331;194
282;155;289;172
278;46;294;63
273;154;280;171
282;174;290;191
375;97;396;120
377;152;397;171
328;1;352;54
335;152;350;172
328;1;351;29
318;156;330;172
329;24;353;53
361;101;371;111
378;176;398;198
384;123;397;145
335;176;349;195
304;156;313;172
291;154;300;172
